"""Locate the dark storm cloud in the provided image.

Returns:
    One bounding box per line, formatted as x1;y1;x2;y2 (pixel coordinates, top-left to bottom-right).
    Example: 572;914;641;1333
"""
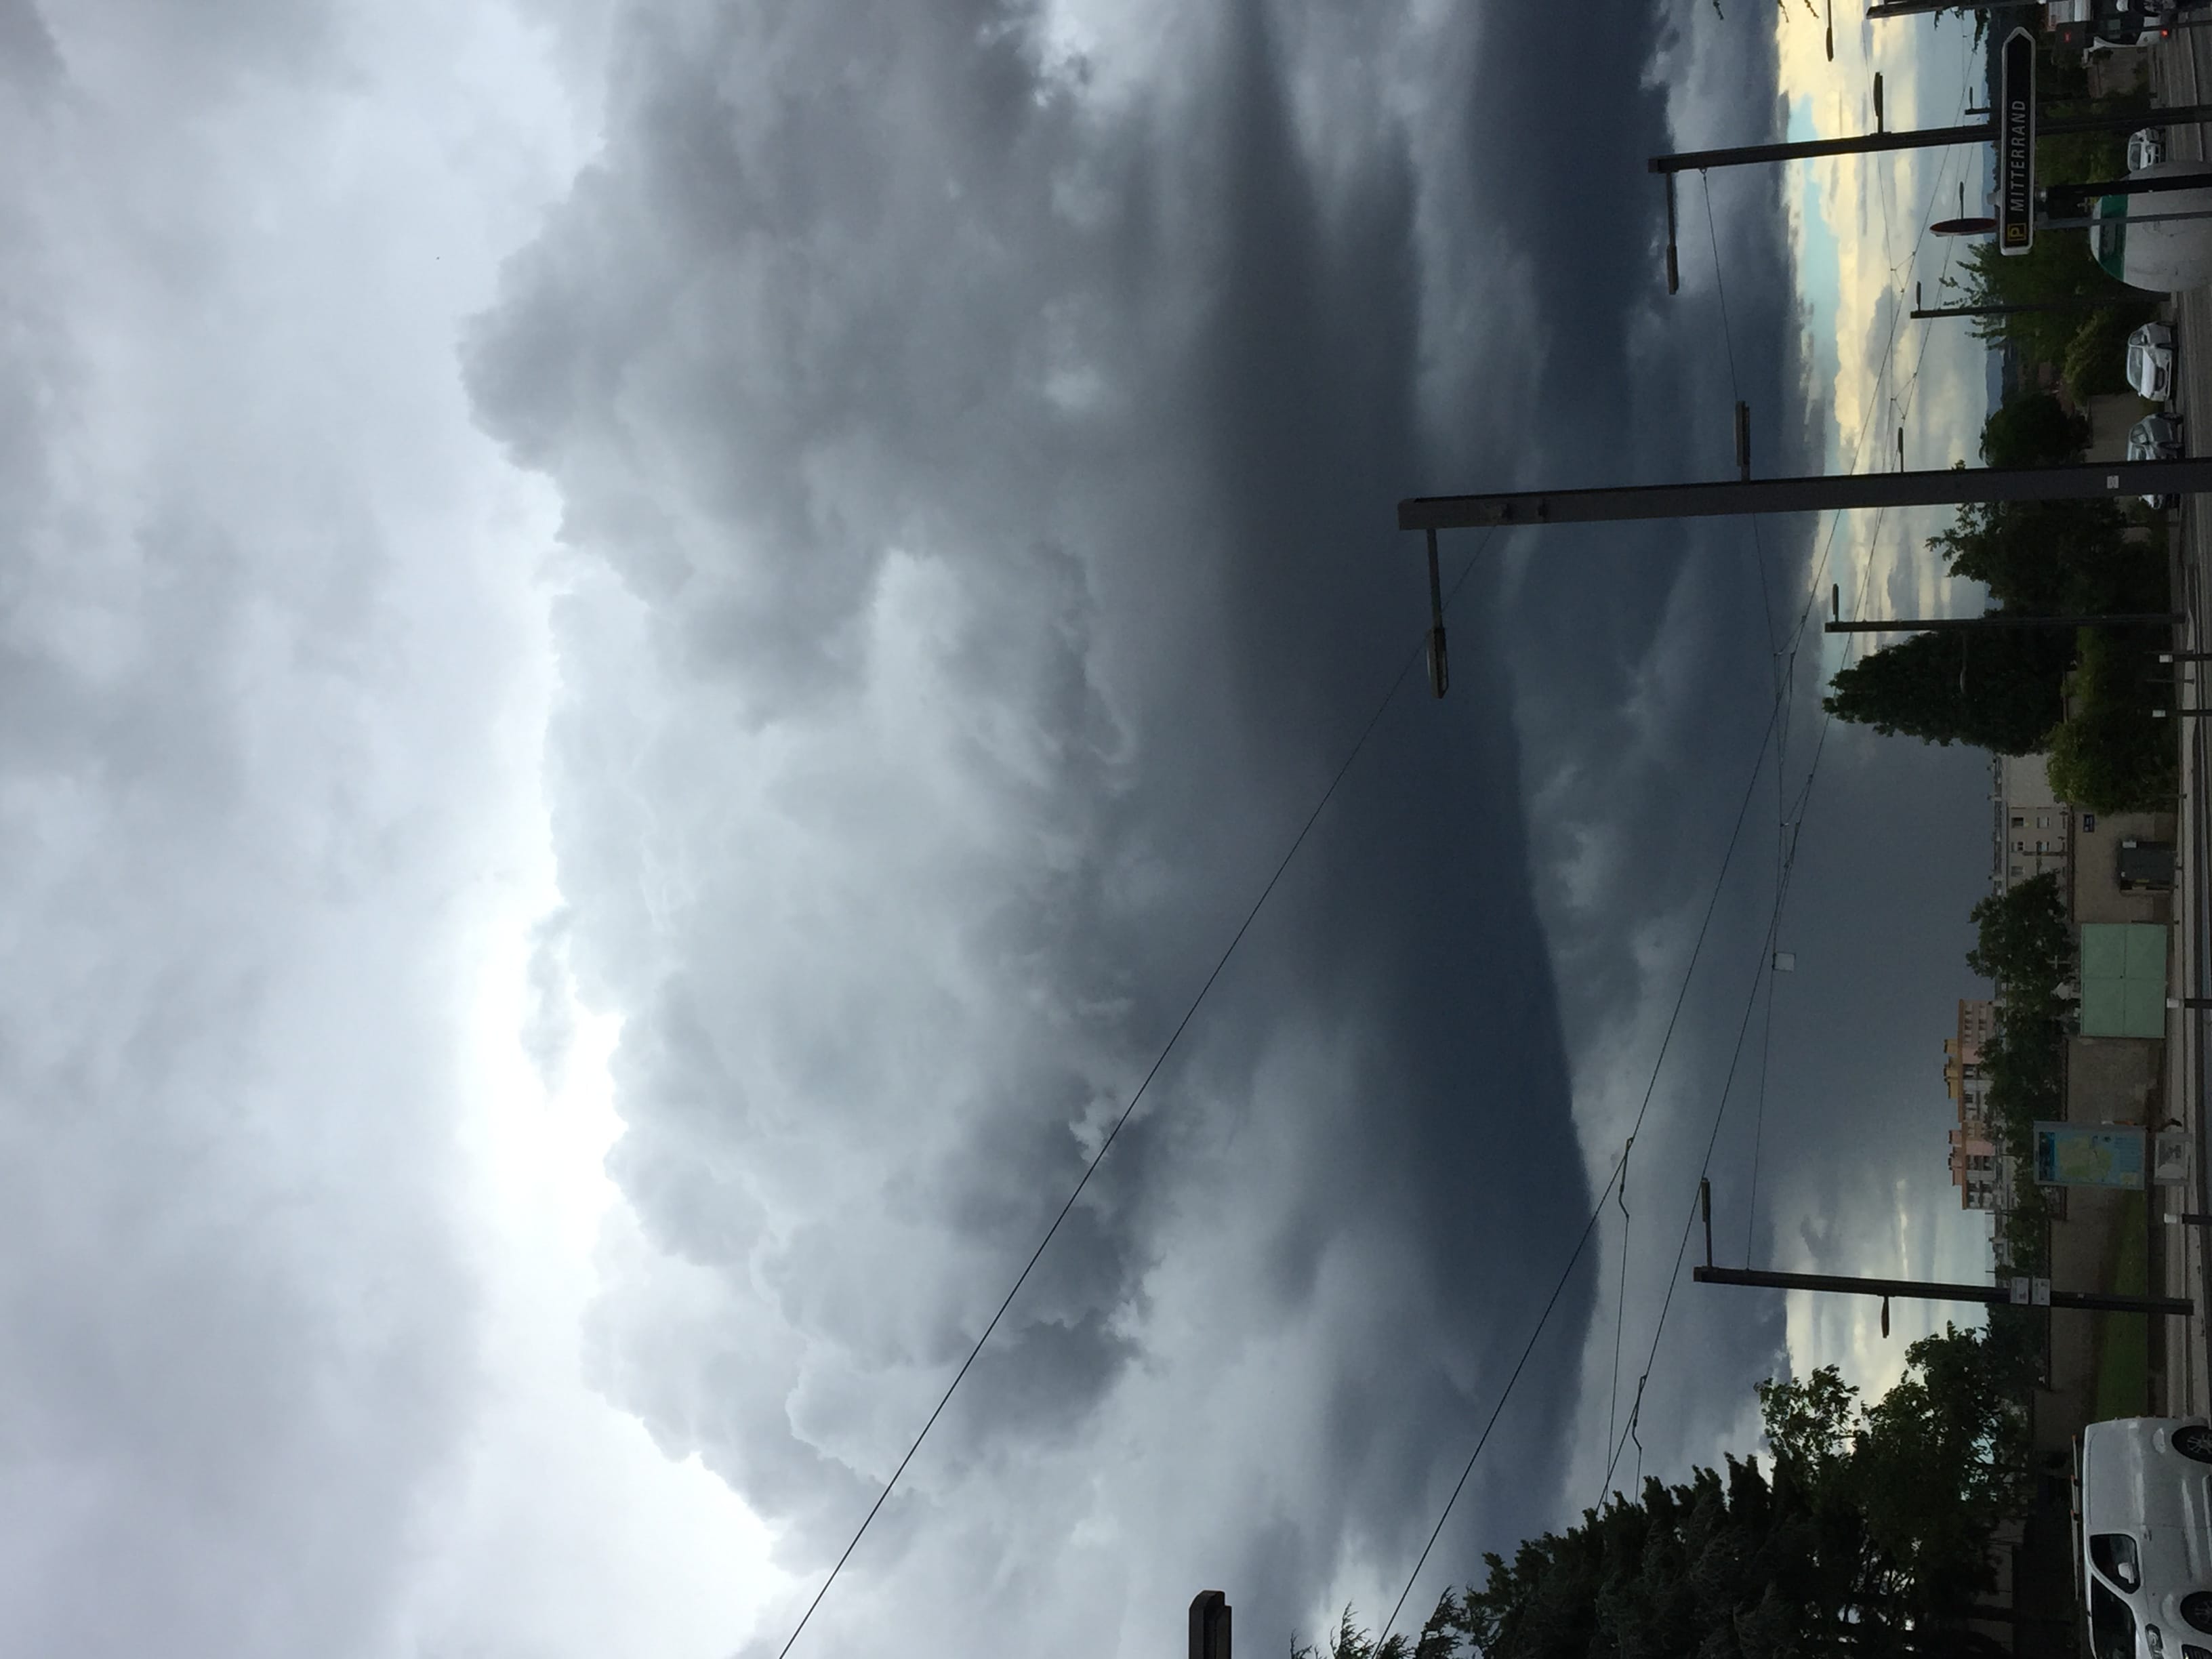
466;1;1820;1653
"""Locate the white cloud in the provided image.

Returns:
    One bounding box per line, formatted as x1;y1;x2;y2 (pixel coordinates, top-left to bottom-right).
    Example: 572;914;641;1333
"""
0;3;792;1654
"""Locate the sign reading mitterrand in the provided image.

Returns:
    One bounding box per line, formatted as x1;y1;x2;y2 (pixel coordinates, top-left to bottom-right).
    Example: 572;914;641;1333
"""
1998;27;2035;255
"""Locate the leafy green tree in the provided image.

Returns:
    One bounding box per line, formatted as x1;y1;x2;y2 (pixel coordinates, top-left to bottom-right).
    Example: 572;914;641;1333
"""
1946;234;2150;369
1298;1329;2034;1659
1978;393;2087;469
1930;499;2159;619
1822;627;2071;754
2062;306;2144;405
1980;1010;2064;1134
1965;872;2072;1009
1849;1324;2036;1617
1755;1364;1857;1489
2045;627;2179;812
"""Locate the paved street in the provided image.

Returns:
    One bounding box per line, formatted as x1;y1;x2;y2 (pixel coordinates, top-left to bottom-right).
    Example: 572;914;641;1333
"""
2148;31;2212;1420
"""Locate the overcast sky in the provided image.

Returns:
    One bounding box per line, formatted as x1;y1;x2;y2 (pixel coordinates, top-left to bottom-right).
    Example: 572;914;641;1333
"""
2;1;2001;1656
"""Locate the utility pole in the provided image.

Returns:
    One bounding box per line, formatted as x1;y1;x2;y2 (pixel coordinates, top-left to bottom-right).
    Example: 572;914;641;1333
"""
1828;613;2184;634
1397;458;2212;533
1911;298;2132;318
1910;275;2137;319
1693;1263;2194;1317
2048;170;2212;212
1867;0;2040;14
1648;103;2212;177
1650;100;2212;287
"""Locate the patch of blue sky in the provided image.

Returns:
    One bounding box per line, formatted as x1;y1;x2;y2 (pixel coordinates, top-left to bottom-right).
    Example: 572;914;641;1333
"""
1786;93;1848;478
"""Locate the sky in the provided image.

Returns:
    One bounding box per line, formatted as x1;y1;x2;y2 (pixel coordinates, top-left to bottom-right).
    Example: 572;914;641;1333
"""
0;2;2009;1657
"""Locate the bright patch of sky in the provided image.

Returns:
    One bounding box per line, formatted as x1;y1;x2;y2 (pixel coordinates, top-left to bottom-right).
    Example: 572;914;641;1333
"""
1771;5;1999;1395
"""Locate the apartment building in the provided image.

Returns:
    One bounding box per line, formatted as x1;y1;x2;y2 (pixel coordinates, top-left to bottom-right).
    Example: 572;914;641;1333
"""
1990;752;2068;894
1945;997;2005;1211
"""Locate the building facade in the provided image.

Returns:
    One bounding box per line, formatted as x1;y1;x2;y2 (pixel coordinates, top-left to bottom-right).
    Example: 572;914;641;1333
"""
1946;997;2005;1211
1990;752;2068;895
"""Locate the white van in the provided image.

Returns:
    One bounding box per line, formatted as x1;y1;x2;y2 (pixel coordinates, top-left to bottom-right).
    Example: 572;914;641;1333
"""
2080;1417;2212;1658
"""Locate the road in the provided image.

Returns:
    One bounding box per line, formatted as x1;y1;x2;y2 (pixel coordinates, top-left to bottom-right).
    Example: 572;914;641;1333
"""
2148;32;2211;1420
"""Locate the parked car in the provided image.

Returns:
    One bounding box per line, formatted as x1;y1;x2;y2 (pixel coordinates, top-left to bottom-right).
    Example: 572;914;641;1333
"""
2052;0;2169;49
2079;1417;2212;1659
2132;127;2171;172
2129;321;2177;401
2130;412;2184;506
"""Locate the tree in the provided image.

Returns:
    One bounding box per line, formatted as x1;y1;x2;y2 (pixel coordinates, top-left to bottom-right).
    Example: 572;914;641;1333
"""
1298;1329;2034;1659
1978;393;2087;470
1849;1324;2036;1617
1822;627;2072;754
1930;499;2158;620
2045;627;2179;813
1946;228;2150;370
1965;872;2072;1009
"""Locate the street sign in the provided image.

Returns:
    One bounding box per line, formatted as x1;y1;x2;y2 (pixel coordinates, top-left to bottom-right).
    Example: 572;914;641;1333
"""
1997;27;2035;256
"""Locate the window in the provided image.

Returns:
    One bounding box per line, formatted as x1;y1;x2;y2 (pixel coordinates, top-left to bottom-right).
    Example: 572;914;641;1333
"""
2090;1574;2137;1659
2036;841;2047;853
2012;814;2025;827
2038;813;2051;828
2015;840;2027;853
2011;864;2023;876
2085;813;2099;831
2092;1532;2142;1593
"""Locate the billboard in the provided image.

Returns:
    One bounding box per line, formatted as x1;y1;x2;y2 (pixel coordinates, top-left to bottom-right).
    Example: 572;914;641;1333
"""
2034;1123;2146;1188
2034;1124;2190;1188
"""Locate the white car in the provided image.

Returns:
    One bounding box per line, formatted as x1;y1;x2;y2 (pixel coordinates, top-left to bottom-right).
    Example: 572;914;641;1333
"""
2080;1417;2212;1659
2131;413;2184;506
2132;128;2171;172
2130;321;2177;402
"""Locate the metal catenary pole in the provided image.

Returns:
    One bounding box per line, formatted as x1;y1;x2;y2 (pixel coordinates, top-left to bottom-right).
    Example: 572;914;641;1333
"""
1868;0;2041;15
1397;458;2212;533
1828;613;2184;634
1693;1263;2193;1317
1649;103;2212;176
1912;295;2139;319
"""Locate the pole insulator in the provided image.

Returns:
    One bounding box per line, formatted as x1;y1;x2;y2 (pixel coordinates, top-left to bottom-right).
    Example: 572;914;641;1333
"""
1425;529;1449;700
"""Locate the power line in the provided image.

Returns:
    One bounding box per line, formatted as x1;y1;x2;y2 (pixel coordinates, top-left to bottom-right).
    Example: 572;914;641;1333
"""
1734;90;1971;1263
764;538;1493;1659
1598;806;1804;1500
1379;680;1788;1652
1781;87;1970;669
1447;107;1976;1625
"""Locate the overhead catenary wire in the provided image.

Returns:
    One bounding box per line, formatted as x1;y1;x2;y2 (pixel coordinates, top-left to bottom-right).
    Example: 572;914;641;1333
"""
1780;81;1971;670
1732;82;1969;1260
1385;98;1978;1649
765;535;1496;1659
1382;682;1790;1653
1589;100;1973;1490
1592;174;1786;1500
1598;825;1804;1502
